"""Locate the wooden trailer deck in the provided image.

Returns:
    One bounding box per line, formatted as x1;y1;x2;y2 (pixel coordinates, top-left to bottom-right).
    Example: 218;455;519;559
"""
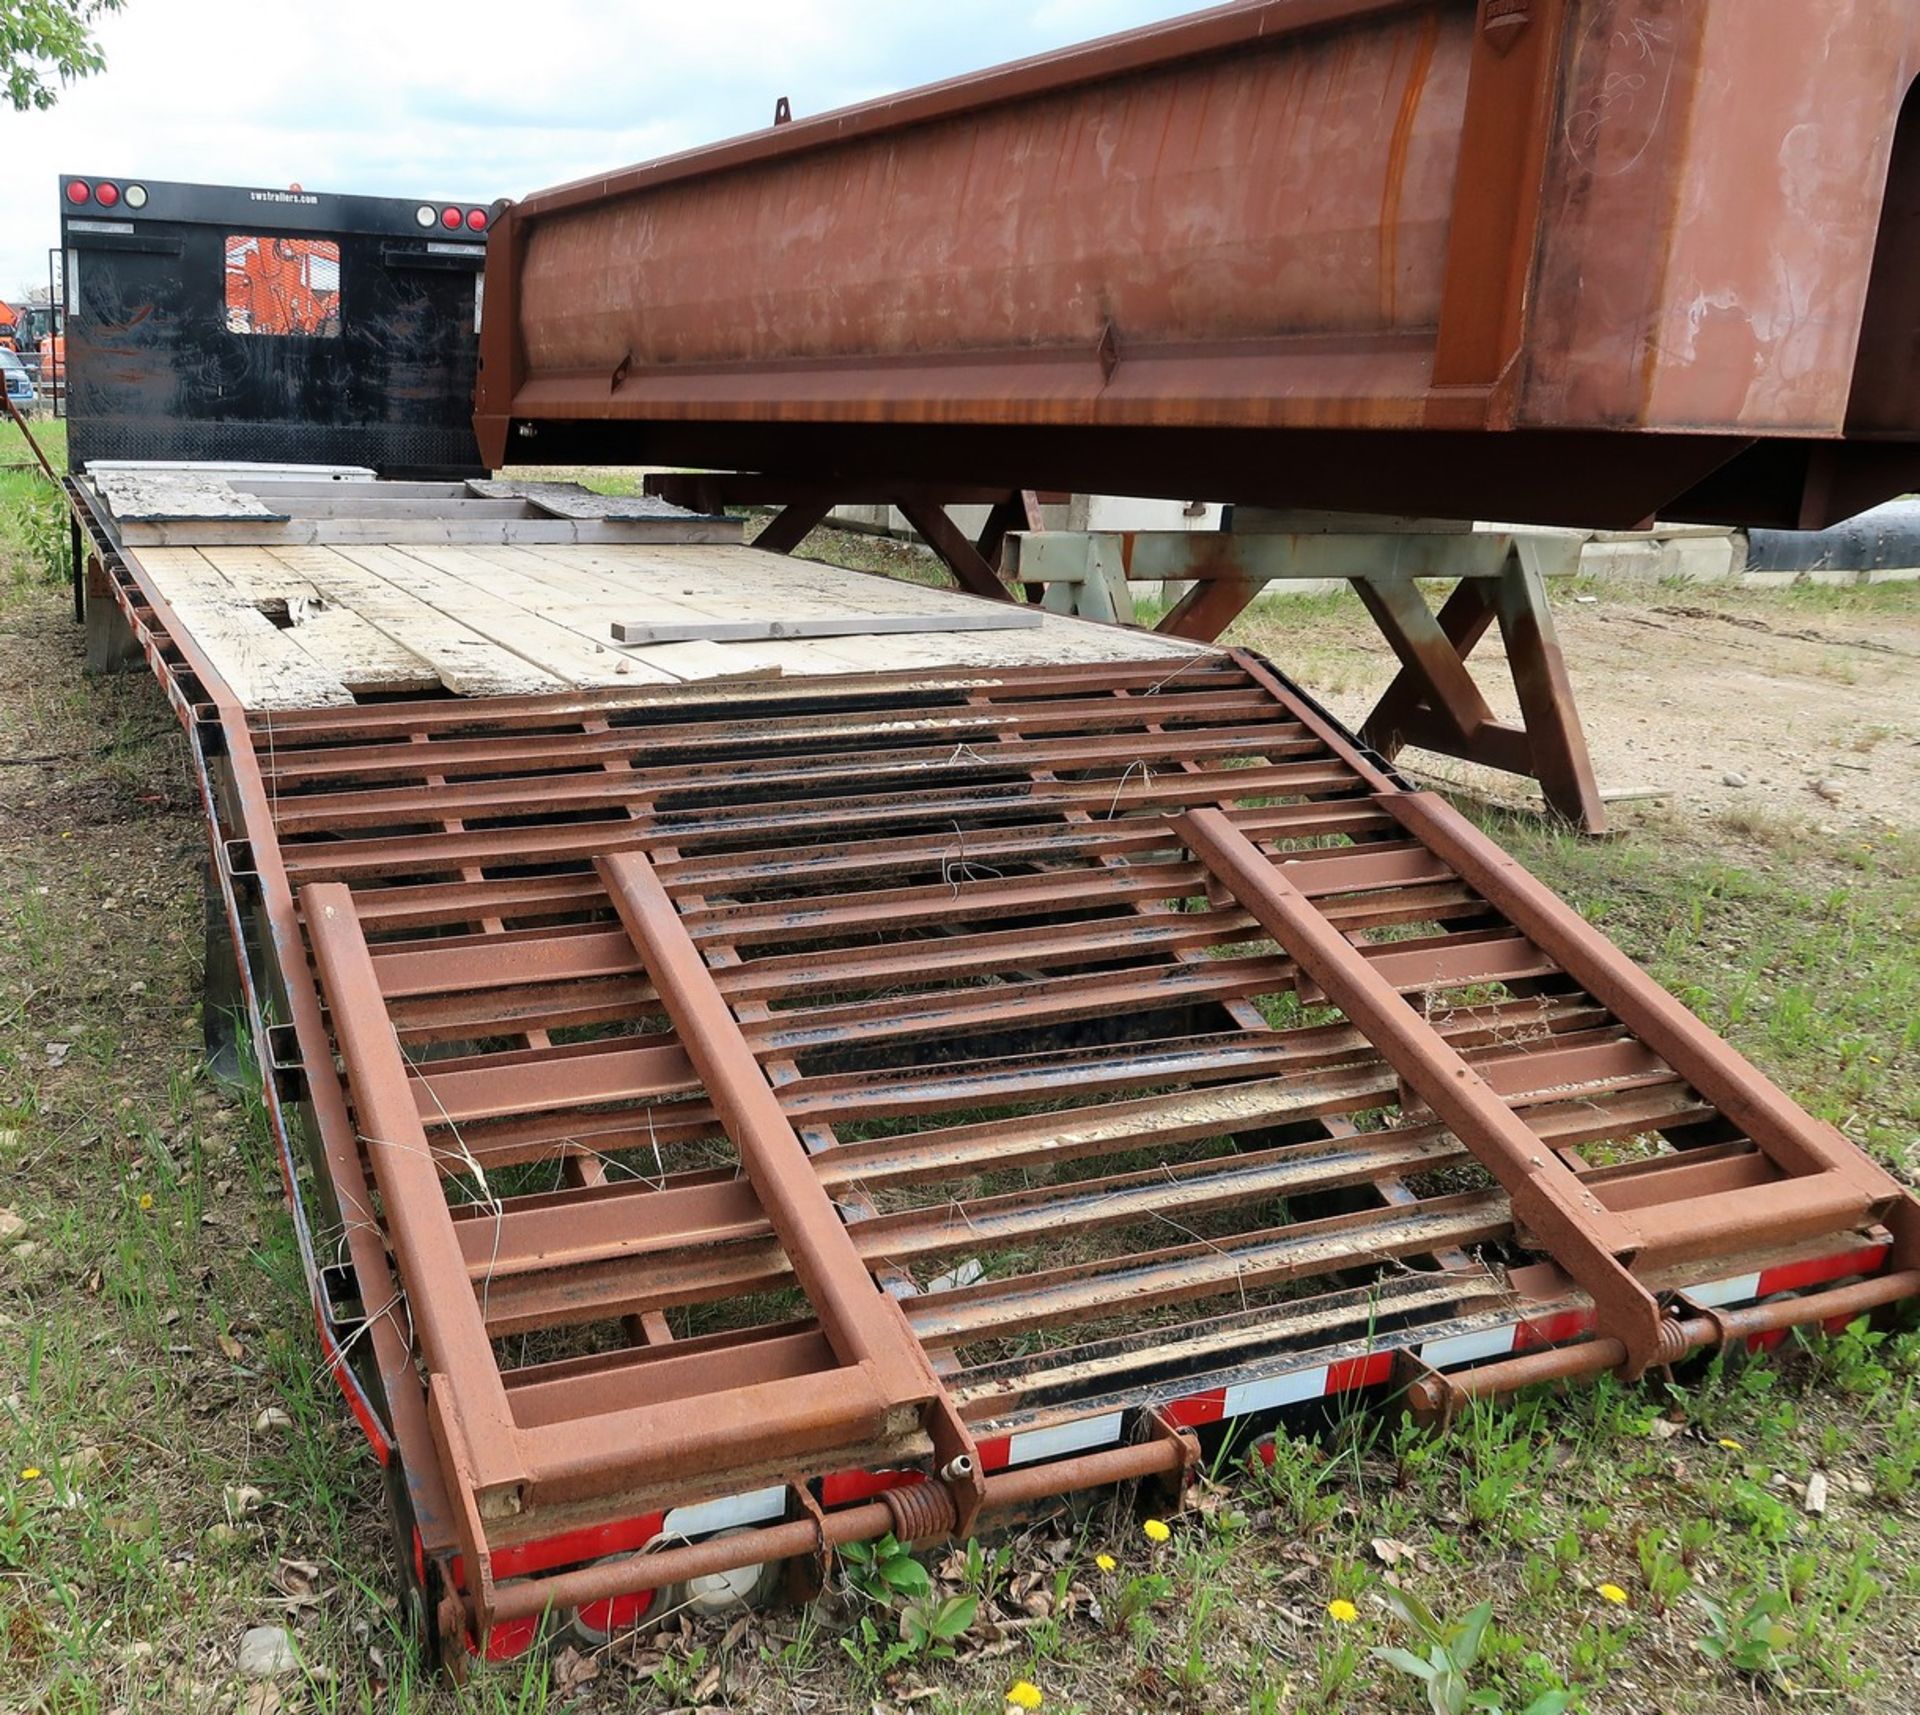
81;468;1201;710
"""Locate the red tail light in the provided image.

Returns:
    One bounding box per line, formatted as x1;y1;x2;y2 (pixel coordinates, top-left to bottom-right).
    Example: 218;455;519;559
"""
466;208;487;231
95;182;120;207
440;206;462;229
65;181;91;204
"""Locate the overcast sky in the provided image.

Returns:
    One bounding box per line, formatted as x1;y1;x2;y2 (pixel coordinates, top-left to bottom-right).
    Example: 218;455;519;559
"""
0;0;1202;298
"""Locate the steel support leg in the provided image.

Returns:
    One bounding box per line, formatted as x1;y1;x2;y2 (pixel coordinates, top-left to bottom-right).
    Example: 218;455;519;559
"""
895;498;1018;603
753;498;835;555
1357;548;1606;833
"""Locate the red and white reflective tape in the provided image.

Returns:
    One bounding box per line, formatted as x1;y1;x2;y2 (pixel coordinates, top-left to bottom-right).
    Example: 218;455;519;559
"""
467;1240;1890;1658
1416;1241;1889;1372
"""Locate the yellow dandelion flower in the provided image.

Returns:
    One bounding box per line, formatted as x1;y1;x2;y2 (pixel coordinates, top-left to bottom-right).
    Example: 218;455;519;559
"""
1142;1518;1172;1544
1006;1680;1043;1710
1717;1437;1743;1452
1597;1583;1629;1607
1327;1598;1359;1624
1095;1553;1117;1574
138;1193;154;1211
18;1467;41;1482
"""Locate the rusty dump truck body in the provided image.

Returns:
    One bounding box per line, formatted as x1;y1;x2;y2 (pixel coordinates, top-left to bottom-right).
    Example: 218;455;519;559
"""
478;0;1920;528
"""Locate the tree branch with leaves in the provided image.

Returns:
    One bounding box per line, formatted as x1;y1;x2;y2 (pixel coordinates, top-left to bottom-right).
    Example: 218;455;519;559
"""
2;0;124;112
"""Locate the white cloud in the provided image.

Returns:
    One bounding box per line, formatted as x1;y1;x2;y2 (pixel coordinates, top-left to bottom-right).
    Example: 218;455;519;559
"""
0;0;1197;297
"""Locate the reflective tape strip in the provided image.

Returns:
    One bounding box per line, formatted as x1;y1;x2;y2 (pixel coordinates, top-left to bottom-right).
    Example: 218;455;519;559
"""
1161;1388;1227;1428
1755;1244;1887;1296
1686;1271;1764;1309
1005;1412;1125;1468
1224;1365;1330;1417
662;1485;786;1539
1418;1326;1521;1369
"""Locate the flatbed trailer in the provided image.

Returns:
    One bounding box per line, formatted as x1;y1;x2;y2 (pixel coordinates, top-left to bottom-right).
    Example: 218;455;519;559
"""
68;461;1920;1662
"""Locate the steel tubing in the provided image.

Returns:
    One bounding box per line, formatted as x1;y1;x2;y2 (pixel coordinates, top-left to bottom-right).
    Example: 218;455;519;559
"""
1412;1269;1920;1410
484;1433;1191;1624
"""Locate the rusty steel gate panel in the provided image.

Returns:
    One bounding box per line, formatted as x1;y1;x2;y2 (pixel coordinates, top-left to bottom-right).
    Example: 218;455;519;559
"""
227;648;1912;1653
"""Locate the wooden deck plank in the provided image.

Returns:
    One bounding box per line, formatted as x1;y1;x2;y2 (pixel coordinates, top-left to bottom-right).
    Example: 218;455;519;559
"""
421;545;795;681
119;517;743;548
467;479;732;527
329;545;696;689
259;546;568;698
280;603;444;695
516;542;1202;671
506;541;1099;676
164;599;357;709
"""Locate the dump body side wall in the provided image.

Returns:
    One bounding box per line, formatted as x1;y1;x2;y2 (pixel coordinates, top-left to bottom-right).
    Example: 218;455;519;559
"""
519;7;1472;378
1519;0;1920;435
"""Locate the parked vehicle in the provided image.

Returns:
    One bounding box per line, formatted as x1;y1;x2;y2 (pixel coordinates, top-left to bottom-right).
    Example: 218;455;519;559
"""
0;347;37;411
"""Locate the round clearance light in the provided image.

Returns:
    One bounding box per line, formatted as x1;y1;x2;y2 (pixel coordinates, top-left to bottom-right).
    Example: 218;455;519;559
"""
123;184;148;209
465;207;487;231
65;181;91;204
95;182;120;207
415;204;437;228
440;206;462;229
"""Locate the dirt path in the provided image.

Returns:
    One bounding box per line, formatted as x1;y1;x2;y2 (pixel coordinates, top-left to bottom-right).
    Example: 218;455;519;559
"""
1229;582;1920;833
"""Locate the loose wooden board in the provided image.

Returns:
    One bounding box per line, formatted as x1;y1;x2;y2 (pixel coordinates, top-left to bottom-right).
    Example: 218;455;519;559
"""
467;479;730;524
162;598;356;709
95;469;287;523
260;546;567;698
119;516;743;547
610;610;1042;644
391;544;785;683
325;545;691;689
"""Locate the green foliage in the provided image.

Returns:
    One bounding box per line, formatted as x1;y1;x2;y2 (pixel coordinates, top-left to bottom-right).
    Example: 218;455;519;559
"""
1;0;122;110
836;1534;978;1681
1696;1587;1796;1680
898;1590;978;1655
0;469;69;586
1372;1591;1571;1715
1634;1529;1690;1615
839;1532;930;1604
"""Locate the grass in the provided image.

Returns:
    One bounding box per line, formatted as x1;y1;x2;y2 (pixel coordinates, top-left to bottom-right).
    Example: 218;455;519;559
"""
1;460;1918;1710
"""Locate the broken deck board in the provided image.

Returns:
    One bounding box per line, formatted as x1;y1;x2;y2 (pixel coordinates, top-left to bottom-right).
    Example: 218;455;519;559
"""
258;547;568;698
95;469;288;524
124;481;1209;710
467;479;726;524
163;599;356;710
282;602;444;696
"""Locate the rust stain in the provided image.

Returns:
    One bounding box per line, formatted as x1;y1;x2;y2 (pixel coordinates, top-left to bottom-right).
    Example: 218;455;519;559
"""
1379;9;1441;326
